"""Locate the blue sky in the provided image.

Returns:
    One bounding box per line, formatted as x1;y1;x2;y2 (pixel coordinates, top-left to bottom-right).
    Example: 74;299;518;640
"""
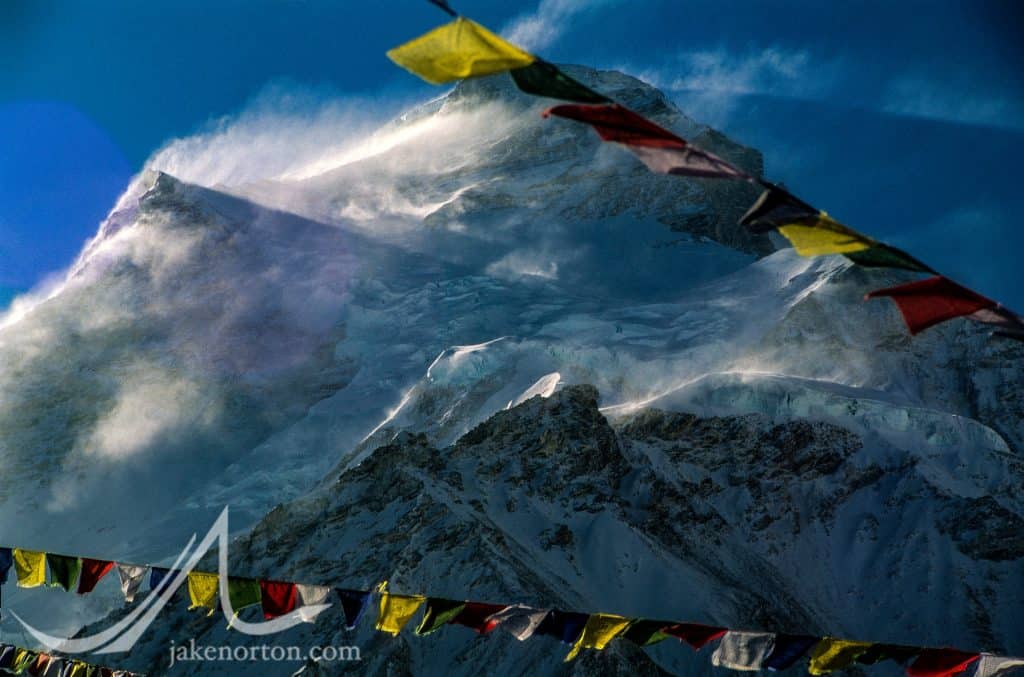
2;0;1023;306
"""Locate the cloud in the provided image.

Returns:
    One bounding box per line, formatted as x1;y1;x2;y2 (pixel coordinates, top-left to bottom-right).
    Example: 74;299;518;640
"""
503;0;620;52
83;367;217;459
145;83;404;189
485;249;560;281
656;48;825;97
881;75;1024;130
633;47;1024;133
628;47;839;129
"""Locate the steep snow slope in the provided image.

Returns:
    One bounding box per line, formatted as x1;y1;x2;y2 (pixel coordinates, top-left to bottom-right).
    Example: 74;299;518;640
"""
0;67;769;635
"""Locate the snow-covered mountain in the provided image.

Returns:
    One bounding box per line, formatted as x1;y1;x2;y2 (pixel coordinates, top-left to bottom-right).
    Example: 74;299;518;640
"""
0;67;1020;674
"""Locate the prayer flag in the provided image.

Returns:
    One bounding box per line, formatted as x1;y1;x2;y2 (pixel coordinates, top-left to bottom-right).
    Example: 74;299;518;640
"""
808;638;873;674
663;622;728;650
486;604;550;641
993;328;1024;342
565;613;631;662
536;610;589;644
544;103;749;178
969;307;1024;336
67;661;87;677
31;653;50;675
187;572;219;615
46;554;81;592
776;214;875;256
740;186;872;255
149;567;170;592
336;588;371;630
77;559;114;595
712;631;777;671
627;145;752;179
296;584;332;623
227;578;262;614
116;565;147;604
375;582;425;636
856;644;920;665
622;619;672;647
13;549;46;588
0;645;13;669
42;657;65;677
974;655;1024;676
260;580;298;620
12;649;35;674
544;103;687;148
427;0;456;17
866;276;1003;335
386;18;535;85
740;185;925;263
740;185;819;234
907;649;981;677
451;601;506;634
844;244;936;275
415;598;466;635
510;61;610;104
0;548;12;586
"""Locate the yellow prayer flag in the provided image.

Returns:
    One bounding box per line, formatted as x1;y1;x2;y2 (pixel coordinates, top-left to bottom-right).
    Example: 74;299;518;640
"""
375;581;426;636
565;613;632;662
12;649;35;673
187;571;220;616
386;17;535;85
13;549;46;588
777;213;874;256
808;638;873;674
66;661;88;677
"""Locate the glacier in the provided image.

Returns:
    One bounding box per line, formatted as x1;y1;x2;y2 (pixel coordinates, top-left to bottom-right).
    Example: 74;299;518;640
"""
0;66;1020;675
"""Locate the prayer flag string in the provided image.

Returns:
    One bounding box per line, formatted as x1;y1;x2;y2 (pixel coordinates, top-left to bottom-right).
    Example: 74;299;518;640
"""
390;4;1023;344
1;543;1019;673
0;642;140;676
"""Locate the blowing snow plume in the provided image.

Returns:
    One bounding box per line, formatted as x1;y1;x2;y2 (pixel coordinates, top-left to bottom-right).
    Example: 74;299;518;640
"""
0;67;764;550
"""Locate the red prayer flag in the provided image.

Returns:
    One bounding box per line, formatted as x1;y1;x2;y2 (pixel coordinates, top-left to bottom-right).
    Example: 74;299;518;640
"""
544;103;686;148
260;580;298;619
663;622;728;649
866;276;997;335
31;653;50;675
543;103;750;179
906;648;980;677
77;558;115;594
451;601;506;634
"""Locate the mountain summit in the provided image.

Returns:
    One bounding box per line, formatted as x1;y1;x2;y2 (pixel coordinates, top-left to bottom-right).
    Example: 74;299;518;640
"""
0;68;1020;673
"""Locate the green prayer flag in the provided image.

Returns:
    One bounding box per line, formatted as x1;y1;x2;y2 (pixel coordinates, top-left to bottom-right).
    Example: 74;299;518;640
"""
228;577;262;613
510;61;611;104
46;554;81;592
415;598;466;635
622;619;672;646
844;243;936;274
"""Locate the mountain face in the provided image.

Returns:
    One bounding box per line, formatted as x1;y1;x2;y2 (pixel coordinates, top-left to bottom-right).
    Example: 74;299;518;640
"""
0;67;1020;674
101;385;1023;676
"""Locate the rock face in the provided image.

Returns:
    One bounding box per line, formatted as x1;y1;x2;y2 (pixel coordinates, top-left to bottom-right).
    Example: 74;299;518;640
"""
105;386;1022;675
0;67;1021;674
